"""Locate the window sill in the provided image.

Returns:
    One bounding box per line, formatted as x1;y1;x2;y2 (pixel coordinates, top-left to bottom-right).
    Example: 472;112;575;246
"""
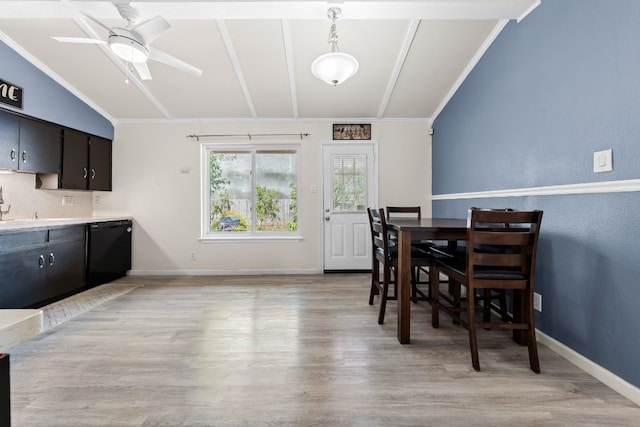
199;235;303;243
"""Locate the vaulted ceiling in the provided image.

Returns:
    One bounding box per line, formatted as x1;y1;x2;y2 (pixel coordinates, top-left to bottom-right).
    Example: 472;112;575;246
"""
0;1;540;124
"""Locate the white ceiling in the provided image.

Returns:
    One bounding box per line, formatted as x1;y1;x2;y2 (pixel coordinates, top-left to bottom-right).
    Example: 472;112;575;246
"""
0;1;540;125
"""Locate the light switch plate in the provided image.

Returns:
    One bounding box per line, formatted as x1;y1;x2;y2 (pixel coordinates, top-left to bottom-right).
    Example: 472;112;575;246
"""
593;149;613;173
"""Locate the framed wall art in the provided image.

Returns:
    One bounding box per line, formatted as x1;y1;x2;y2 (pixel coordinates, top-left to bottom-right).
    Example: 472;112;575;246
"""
332;124;371;140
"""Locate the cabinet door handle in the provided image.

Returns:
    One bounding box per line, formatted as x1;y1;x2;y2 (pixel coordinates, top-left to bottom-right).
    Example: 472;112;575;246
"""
91;168;96;179
49;253;55;266
38;254;45;268
21;151;27;163
10;149;16;161
83;167;88;179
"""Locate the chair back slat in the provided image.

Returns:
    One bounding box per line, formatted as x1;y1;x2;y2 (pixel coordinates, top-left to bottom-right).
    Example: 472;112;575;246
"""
473;252;526;268
474;231;532;246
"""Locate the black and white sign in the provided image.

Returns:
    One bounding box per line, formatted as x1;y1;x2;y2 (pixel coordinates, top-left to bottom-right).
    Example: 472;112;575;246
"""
0;78;23;109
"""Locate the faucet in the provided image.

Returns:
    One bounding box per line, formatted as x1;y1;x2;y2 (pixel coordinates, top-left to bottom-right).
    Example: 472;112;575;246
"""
0;187;10;221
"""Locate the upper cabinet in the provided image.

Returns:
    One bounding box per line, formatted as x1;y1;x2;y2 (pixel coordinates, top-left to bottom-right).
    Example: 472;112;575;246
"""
19;117;61;174
88;135;112;191
60;128;111;191
0;109;61;174
0;108;112;191
0;109;19;170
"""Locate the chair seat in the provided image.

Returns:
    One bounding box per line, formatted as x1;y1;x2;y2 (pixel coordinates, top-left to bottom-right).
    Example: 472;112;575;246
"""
428;244;465;259
410;241;435;253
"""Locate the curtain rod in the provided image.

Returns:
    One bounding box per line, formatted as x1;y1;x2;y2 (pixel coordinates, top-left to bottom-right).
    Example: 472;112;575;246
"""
187;133;310;141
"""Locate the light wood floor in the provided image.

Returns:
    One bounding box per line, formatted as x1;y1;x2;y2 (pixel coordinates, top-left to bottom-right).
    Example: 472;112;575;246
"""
9;274;640;426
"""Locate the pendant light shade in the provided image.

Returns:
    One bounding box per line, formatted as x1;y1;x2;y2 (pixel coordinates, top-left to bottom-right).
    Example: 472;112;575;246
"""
311;7;359;86
311;52;359;86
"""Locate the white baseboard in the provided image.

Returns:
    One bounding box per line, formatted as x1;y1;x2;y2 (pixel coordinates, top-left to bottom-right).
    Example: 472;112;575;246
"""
128;268;323;276
537;330;640;407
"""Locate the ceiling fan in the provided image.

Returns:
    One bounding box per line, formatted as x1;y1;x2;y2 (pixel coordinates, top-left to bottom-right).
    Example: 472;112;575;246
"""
52;2;202;81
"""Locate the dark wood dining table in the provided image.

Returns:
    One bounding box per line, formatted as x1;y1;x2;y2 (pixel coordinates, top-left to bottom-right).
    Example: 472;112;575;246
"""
385;217;468;344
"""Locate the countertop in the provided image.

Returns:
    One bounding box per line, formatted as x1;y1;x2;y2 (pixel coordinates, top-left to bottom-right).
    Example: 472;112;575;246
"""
0;216;132;231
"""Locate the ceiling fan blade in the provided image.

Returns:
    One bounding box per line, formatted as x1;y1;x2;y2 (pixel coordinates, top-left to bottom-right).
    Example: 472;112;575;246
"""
133;62;152;81
52;37;107;45
81;13;112;33
148;47;202;77
131;16;171;46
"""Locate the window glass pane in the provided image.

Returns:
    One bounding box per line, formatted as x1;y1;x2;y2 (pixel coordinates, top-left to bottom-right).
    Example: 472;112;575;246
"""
331;154;366;212
209;151;252;232
255;151;297;232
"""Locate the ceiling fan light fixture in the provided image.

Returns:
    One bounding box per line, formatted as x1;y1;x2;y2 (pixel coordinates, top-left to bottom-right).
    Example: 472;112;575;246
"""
109;34;149;63
311;7;359;86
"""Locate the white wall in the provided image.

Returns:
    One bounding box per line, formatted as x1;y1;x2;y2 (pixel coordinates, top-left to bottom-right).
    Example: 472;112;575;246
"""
94;120;431;274
0;172;92;219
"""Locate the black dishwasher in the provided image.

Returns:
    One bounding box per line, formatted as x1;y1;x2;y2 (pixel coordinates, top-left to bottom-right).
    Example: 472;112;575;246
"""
86;220;132;287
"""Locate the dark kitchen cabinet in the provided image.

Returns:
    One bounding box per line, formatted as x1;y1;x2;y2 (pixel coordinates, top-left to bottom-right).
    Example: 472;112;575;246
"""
40;225;86;303
1;108;62;174
16;117;61;174
0;225;85;308
60;128;111;191
88;135;112;190
0;109;20;170
0;229;48;308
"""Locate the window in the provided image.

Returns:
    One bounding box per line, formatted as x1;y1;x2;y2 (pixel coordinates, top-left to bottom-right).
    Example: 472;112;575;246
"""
202;144;299;239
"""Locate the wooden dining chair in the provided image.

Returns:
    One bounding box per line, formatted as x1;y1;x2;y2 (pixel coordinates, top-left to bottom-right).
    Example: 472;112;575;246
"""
386;206;432;302
367;208;432;324
430;208;544;372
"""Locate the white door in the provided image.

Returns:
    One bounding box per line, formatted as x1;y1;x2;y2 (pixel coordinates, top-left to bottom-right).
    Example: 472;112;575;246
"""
322;142;377;270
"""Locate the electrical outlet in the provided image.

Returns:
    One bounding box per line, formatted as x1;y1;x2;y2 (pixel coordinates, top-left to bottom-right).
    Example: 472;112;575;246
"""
62;195;73;206
189;251;197;261
533;292;542;312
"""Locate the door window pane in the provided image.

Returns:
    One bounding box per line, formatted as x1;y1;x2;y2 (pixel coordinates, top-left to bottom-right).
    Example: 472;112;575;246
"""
331;154;366;212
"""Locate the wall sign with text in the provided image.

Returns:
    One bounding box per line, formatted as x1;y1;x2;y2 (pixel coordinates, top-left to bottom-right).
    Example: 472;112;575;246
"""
0;78;23;109
332;124;371;140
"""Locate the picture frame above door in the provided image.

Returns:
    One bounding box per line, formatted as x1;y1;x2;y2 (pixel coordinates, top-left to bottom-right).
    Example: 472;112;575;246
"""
332;123;371;140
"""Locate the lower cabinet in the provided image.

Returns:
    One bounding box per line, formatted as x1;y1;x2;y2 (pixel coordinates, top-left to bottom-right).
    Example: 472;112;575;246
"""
0;225;85;309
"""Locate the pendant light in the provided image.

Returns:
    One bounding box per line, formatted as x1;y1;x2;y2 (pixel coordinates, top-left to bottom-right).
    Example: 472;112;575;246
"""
311;7;359;86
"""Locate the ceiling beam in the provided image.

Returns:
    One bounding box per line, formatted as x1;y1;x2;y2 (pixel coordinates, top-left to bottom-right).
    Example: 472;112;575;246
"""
377;20;420;118
281;20;299;119
217;19;258;118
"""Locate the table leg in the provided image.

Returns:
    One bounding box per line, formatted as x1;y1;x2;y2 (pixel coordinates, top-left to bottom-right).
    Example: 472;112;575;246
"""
397;229;412;344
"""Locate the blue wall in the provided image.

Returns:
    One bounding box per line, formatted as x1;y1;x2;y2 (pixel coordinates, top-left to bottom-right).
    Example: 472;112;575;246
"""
0;42;113;139
433;0;640;387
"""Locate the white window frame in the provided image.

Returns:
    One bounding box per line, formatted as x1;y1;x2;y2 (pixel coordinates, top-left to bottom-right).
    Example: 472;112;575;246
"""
200;142;301;242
